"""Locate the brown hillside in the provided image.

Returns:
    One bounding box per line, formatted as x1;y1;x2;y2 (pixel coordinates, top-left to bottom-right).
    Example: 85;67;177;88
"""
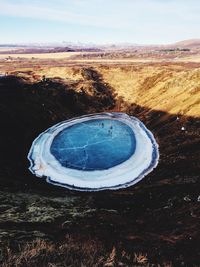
171;39;200;48
12;63;200;118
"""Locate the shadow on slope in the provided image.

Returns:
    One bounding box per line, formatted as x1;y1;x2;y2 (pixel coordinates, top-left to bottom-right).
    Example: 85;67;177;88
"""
0;72;200;266
0;72;115;190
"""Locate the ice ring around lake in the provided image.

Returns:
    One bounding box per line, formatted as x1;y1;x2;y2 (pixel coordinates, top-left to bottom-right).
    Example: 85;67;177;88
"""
28;113;159;191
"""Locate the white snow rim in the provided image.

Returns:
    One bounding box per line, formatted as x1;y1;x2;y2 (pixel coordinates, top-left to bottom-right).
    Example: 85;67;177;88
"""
28;112;159;191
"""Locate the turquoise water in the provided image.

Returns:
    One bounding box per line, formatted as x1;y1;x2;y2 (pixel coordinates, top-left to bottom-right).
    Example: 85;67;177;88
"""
50;119;136;171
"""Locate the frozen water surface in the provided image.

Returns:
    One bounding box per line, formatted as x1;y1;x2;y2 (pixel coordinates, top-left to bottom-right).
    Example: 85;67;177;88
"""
50;119;136;171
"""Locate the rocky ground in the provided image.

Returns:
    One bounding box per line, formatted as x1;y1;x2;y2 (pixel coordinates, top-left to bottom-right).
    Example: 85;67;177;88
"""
0;66;200;266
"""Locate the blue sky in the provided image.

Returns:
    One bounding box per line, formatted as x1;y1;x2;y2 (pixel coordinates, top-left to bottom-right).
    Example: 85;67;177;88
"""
0;0;199;44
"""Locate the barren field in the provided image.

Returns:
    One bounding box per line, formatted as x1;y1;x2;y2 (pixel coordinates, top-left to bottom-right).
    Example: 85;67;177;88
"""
0;55;200;266
0;51;90;59
1;48;200;62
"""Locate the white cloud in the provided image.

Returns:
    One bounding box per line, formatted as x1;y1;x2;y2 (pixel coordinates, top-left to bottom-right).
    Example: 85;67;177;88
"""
0;0;131;29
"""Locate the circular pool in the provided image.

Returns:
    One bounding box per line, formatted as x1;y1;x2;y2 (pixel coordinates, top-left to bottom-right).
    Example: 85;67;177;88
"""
28;113;159;191
50;119;136;171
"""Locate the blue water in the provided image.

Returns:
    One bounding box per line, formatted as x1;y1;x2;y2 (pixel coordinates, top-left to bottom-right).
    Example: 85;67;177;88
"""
50;119;136;171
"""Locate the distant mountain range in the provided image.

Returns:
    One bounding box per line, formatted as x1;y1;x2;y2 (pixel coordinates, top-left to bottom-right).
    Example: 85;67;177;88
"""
0;46;102;54
0;39;199;53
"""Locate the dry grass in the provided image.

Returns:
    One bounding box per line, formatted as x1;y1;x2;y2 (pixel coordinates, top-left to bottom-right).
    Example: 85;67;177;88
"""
38;67;83;81
0;237;174;267
4;62;200;118
1;49;200;62
99;65;200;117
1;237;104;267
0;52;86;59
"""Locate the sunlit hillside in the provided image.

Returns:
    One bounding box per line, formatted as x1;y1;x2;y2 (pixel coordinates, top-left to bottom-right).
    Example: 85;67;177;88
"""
10;63;200;117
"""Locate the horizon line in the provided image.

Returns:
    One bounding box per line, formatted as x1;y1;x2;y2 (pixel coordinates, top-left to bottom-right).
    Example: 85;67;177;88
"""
0;38;199;47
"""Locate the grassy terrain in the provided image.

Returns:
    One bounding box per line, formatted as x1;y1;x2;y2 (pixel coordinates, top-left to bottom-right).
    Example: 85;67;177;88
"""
0;58;199;266
3;61;199;117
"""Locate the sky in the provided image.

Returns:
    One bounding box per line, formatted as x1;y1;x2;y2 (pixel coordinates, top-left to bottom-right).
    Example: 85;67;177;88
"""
0;0;200;45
